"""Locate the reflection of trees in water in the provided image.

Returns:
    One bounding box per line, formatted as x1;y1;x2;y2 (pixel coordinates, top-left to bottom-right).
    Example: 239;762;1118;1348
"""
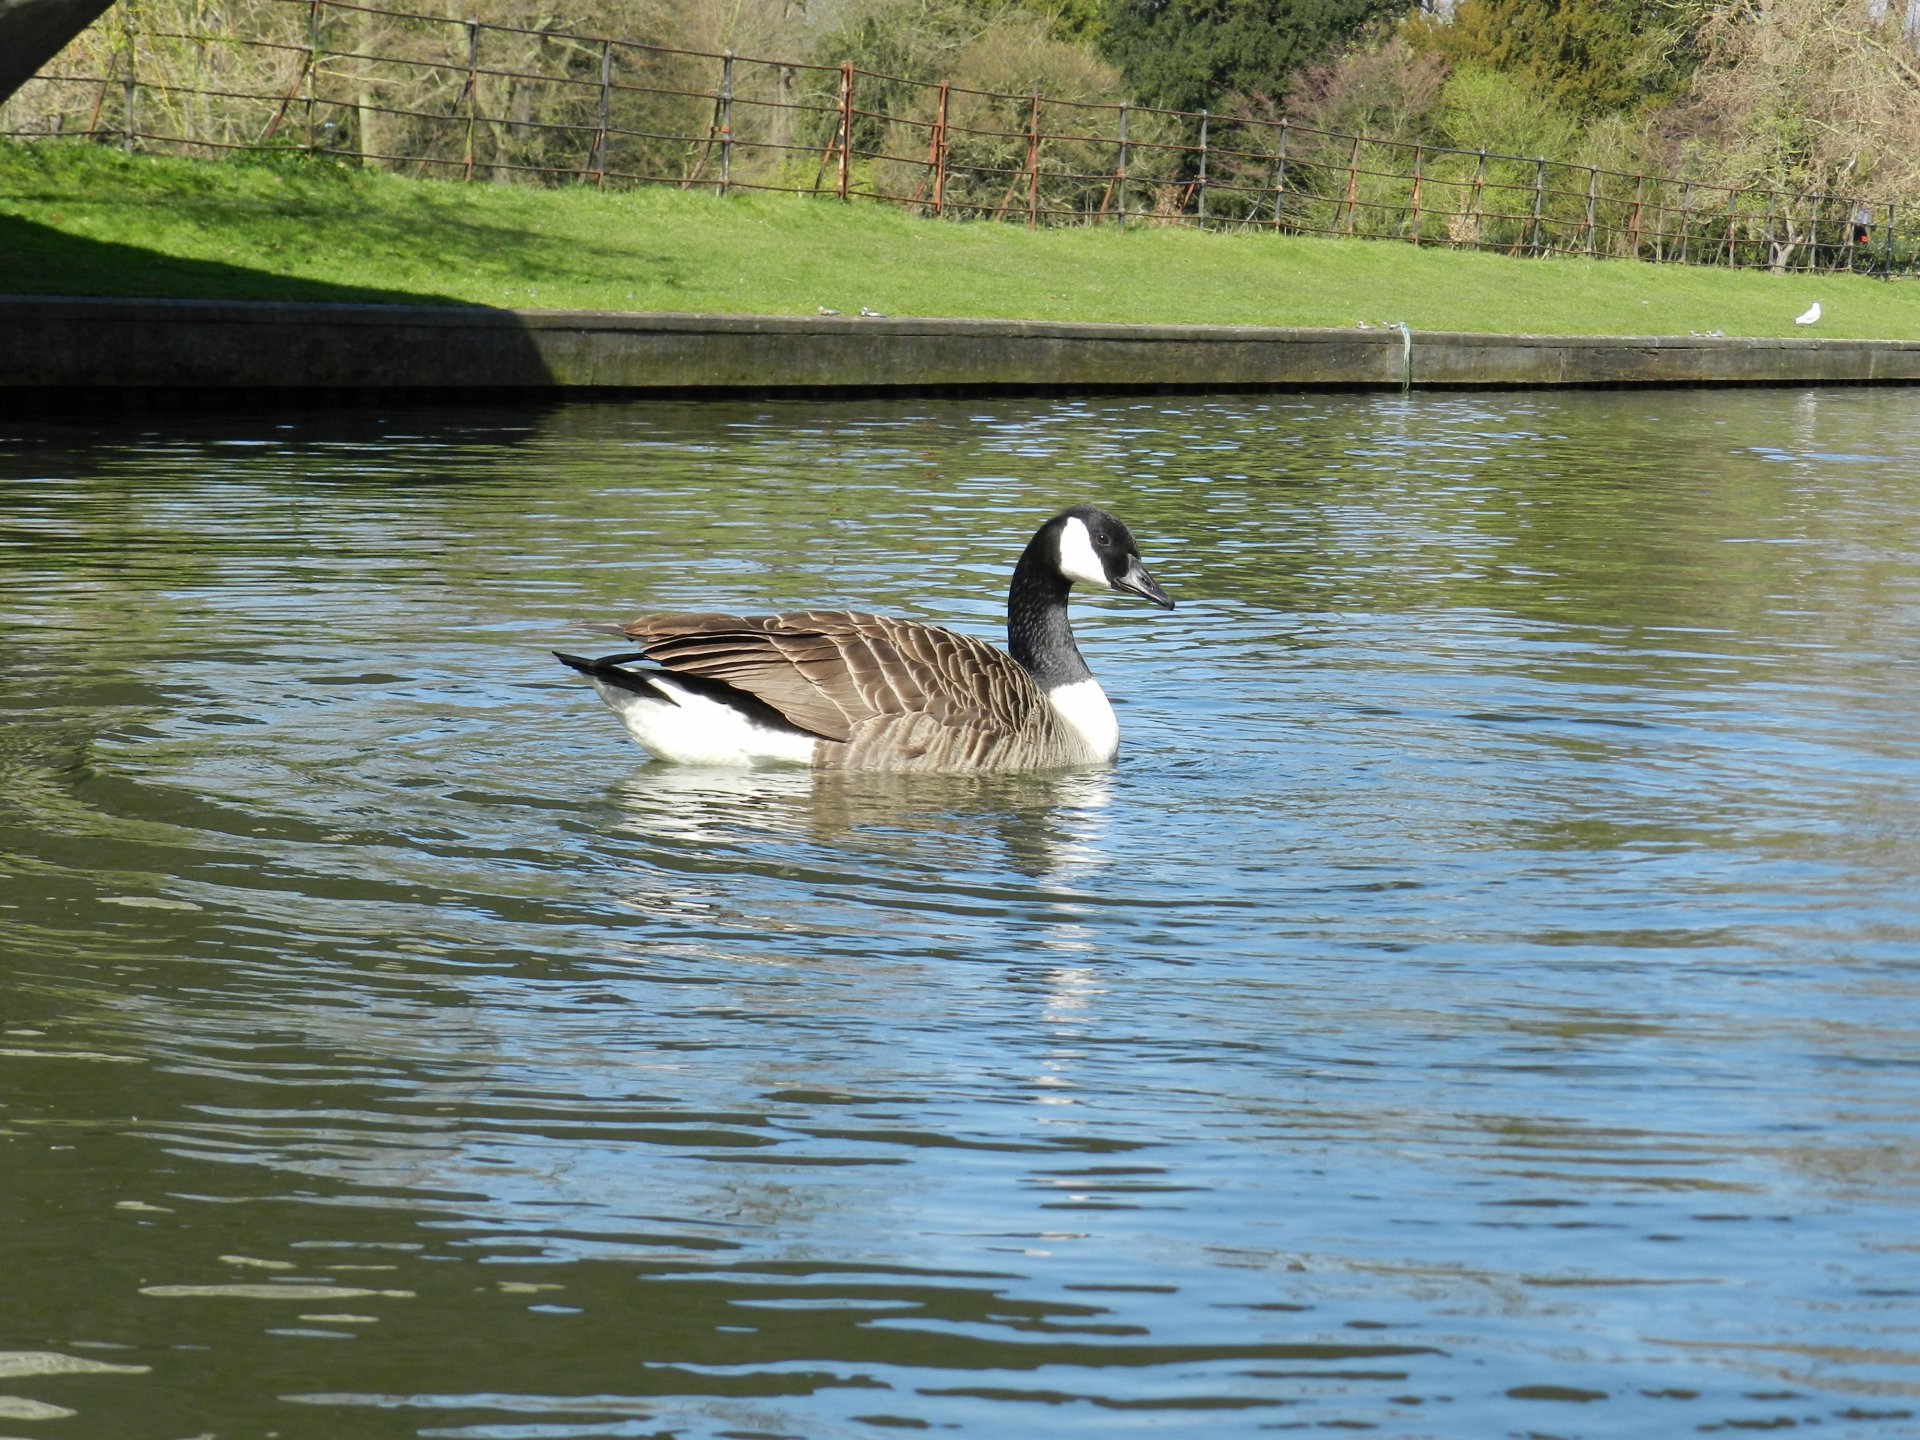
1191;388;1920;683
13;381;1920;668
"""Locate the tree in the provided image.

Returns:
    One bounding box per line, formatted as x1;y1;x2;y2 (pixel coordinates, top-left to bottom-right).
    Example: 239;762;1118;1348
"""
1285;31;1448;142
1665;0;1920;217
1417;0;1695;115
1097;0;1413;114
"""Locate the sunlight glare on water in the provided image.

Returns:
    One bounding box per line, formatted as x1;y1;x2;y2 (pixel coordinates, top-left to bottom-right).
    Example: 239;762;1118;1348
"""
1;387;1918;1438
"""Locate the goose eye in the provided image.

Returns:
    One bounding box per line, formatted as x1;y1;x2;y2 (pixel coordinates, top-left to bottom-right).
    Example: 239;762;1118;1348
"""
1095;532;1112;547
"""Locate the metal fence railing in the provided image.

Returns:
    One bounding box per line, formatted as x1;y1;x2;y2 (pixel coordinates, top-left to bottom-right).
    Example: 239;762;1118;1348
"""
2;0;1904;276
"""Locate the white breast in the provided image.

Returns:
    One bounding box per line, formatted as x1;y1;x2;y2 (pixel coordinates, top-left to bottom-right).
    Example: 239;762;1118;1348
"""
1046;677;1120;763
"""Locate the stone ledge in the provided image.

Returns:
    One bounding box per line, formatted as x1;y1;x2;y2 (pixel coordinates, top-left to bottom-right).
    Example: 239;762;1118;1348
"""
5;295;1919;397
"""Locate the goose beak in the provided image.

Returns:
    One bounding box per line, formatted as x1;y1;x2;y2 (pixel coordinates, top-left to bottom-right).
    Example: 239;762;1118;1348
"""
1114;555;1174;609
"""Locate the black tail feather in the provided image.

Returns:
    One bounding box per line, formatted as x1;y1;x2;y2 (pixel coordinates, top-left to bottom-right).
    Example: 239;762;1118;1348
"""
553;651;825;741
554;649;651;673
553;651;665;699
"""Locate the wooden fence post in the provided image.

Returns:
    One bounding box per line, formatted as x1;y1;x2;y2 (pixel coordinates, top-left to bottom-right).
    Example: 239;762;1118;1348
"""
1115;102;1129;230
1343;133;1361;233
587;38;610;185
1628;173;1643;257
931;81;947;217
1471;149;1485;249
1883;200;1897;275
1027;94;1040;229
305;0;321;154
1584;165;1598;256
1678;181;1692;263
1269;119;1288;228
1529;157;1545;254
1195;109;1208;223
719;51;733;194
462;19;478;181
120;18;135;154
835;62;853;200
1409;142;1422;243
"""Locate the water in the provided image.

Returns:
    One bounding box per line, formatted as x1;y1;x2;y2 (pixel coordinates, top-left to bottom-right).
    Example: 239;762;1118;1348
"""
2;387;1918;1438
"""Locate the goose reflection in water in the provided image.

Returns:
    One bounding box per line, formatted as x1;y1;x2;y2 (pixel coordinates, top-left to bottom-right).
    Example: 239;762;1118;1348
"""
601;766;1119;962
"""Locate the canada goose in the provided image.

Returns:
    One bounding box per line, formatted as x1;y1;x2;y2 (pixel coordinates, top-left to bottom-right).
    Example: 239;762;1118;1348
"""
554;505;1173;772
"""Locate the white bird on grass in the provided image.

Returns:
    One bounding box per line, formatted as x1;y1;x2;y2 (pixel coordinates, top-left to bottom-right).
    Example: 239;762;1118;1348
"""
1794;301;1822;326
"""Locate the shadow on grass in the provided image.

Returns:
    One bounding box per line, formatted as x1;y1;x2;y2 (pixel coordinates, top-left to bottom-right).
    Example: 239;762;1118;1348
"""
0;212;567;408
0;211;475;305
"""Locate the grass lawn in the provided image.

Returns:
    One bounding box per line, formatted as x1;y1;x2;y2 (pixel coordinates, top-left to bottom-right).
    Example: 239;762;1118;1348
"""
3;140;1917;340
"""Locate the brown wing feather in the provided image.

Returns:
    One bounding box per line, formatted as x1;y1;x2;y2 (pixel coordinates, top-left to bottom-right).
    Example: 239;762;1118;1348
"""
617;611;1048;759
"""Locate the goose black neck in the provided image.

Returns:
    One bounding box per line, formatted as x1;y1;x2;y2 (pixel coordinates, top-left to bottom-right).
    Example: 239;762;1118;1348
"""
1007;543;1091;691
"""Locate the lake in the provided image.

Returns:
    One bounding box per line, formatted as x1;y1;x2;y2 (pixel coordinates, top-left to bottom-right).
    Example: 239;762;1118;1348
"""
2;386;1917;1438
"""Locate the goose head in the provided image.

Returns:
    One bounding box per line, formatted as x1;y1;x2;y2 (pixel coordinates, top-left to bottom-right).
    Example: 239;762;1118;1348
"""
1048;505;1174;609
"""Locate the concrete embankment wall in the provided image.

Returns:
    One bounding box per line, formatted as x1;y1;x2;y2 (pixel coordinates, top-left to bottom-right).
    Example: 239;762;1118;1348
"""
6;296;1920;402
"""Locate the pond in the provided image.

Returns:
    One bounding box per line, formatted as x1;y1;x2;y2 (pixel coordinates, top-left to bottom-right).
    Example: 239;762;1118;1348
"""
2;387;1917;1438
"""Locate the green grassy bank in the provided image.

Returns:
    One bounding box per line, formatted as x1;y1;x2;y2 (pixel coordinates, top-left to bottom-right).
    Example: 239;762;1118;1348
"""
3;140;1915;340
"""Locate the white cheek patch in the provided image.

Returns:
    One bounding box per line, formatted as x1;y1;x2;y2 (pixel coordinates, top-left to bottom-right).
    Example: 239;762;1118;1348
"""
1056;516;1112;590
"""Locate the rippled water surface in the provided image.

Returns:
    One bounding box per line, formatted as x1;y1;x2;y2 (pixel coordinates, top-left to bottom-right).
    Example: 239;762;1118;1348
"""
3;387;1919;1438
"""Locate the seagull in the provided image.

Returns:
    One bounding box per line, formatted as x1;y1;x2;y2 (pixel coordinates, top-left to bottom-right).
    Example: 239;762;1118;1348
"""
859;306;887;318
1794;301;1821;326
816;306;841;316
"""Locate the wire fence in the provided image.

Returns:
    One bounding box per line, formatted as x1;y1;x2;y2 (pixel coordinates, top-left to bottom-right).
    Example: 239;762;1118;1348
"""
3;0;1906;276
